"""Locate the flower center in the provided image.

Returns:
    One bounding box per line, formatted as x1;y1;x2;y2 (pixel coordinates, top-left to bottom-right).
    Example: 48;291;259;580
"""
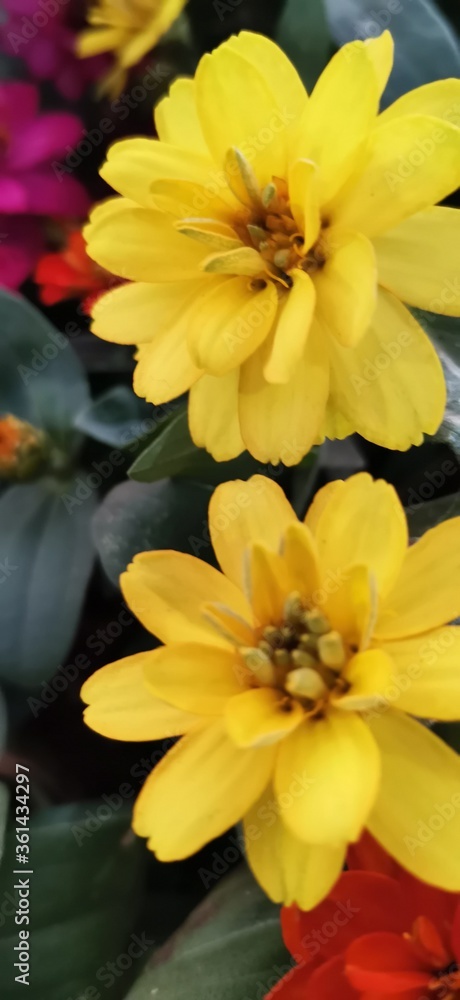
241;591;350;716
236;175;327;289
429;965;460;999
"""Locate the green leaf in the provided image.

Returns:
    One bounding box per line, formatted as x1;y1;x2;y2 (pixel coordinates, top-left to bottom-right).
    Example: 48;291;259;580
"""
0;478;95;687
0;803;146;1000
75;385;155;448
128;406;265;484
92;478;215;586
275;0;332;90
324;0;460;106
126;865;289;1000
407;491;460;538
0;290;89;448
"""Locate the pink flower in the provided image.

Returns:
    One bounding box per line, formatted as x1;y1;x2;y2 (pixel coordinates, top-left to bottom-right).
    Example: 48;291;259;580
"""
0;81;90;287
0;0;107;100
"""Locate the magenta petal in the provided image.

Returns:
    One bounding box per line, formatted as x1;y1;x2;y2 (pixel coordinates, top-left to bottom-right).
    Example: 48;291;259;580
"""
0;175;29;213
7;113;84;169
0;82;39;129
19;170;90;215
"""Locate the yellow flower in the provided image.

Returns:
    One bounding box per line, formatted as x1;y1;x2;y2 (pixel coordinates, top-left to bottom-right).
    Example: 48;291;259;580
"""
77;0;187;96
84;30;460;465
81;472;460;910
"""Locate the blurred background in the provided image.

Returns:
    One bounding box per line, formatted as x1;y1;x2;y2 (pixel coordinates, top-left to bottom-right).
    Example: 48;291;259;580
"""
0;0;459;996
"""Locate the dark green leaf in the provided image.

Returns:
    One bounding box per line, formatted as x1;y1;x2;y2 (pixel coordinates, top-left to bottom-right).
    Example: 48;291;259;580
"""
324;0;460;106
128;406;268;484
407;491;460;537
0;290;89;448
92;478;214;586
126;865;289;1000
75;385;155;448
0;803;145;1000
0;478;95;686
275;0;332;90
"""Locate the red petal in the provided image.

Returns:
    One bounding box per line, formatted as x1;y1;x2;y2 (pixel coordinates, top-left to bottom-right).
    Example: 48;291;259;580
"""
306;955;359;1000
399;869;458;933
281;873;409;964
346;933;432;993
451;901;460;963
348;832;400;879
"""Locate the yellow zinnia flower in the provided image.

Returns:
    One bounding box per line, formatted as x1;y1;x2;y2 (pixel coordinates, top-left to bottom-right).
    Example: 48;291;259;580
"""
81;472;460;910
77;0;187;96
84;30;460;465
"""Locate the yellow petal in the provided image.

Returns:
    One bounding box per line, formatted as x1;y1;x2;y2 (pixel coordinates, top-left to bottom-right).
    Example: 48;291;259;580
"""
322;564;378;649
367;709;460;890
378;78;460;128
275;710;381;843
375;206;460;317
263;271;316;384
288;159;320;247
244;785;345;907
334;115;460;238
81;652;200;740
86;204;205;282
118;0;186;67
188;369;245;461
376;517;460;639
187;277;277;375
226;31;307;120
150;177;236;220
132;303;205;402
304;480;345;534
195;46;287;185
314;228;377;347
239;316;329;465
381;628;460;719
225;688;304;748
143;642;247;714
121;550;251;646
209;475;297;589
334;648;394;711
90;279;207;345
247;543;290;624
326;288;446;450
100;138;214;207
293;40;379;205
365;31;394;97
77;26;125;58
133;718;275;859
201;246;263;276
154;78;209;156
314;471;408;599
282;522;321;601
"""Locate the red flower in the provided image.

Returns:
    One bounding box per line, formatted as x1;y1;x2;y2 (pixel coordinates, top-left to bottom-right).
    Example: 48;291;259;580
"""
271;849;460;1000
34;229;113;312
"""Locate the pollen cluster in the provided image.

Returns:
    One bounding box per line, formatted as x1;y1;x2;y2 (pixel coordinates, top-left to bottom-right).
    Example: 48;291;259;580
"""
241;591;350;715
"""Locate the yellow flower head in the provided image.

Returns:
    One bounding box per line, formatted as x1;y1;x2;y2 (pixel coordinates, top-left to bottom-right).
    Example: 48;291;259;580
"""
77;0;187;96
84;30;460;465
82;472;460;910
